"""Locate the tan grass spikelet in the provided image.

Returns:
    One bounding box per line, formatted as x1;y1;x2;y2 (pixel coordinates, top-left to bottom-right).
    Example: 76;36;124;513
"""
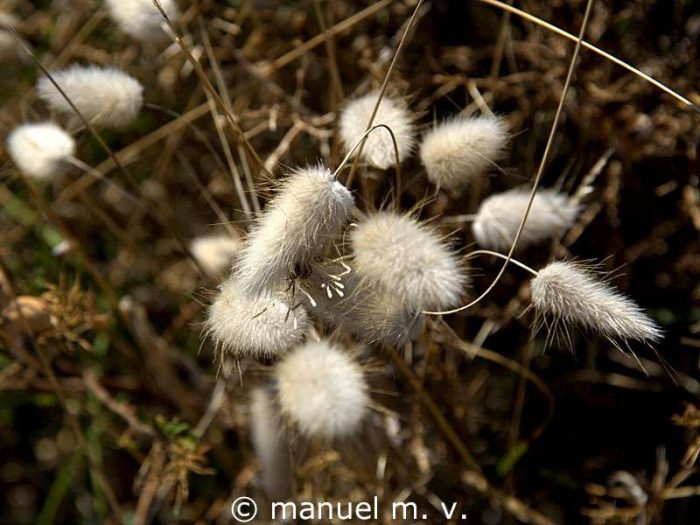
37;65;144;128
6;122;75;180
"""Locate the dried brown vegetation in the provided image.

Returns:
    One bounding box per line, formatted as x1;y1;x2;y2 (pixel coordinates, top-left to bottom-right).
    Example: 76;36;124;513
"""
0;1;699;524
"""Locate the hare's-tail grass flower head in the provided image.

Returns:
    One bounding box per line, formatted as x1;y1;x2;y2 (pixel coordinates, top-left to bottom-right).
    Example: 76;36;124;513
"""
472;188;581;251
302;263;423;345
339;91;415;170
235;166;354;297
7;122;76;180
420;115;509;191
350;211;467;311
37;65;143;129
249;386;292;501
343;284;424;345
105;0;178;43
275;340;368;439
206;278;309;360
189;233;240;278
530;261;662;347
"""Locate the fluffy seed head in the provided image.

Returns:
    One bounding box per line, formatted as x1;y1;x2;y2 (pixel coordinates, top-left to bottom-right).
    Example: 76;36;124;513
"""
472;188;581;251
6;122;75;180
37;65;143;128
275;340;368;439
420;115;509;190
189;233;240;277
351;211;467;311
105;0;178;43
339;91;415;169
302;263;423;345
206;278;309;360
236;166;354;297
530;261;662;346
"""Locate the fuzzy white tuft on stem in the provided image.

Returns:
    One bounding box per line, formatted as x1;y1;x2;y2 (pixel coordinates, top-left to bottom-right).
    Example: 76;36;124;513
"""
530;261;662;346
339;91;415;170
37;65;144;129
7;122;76;180
472;188;581;251
420;115;509;191
275;339;369;439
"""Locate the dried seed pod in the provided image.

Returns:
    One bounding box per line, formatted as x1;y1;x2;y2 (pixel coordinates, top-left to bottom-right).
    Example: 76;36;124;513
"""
236;166;354;297
275;340;368;439
472;188;581;251
420;115;509;191
530;261;662;346
339;91;415;169
37;65;143;128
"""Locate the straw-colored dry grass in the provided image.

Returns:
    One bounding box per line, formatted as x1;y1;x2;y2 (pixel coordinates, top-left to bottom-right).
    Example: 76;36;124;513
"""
1;1;699;524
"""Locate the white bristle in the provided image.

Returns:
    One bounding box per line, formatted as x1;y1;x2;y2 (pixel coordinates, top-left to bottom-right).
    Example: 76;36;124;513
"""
6;122;76;180
302;262;423;345
339;91;415;170
275;340;368;439
105;0;178;43
351;211;467;311
472;188;581;251
249;386;292;501
530;261;662;346
236;166;354;297
420;115;509;191
189;233;240;277
206;278;309;360
37;65;143;128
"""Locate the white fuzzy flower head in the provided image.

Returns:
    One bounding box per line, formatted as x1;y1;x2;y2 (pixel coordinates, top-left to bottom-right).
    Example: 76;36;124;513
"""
530;261;662;347
302;263;423;345
189;233;240;277
236;166;354;297
275;340;369;439
351;211;467;311
472;188;581;251
206;278;309;360
105;0;178;43
37;65;143;128
339;91;415;170
420;115;509;191
6;123;75;180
